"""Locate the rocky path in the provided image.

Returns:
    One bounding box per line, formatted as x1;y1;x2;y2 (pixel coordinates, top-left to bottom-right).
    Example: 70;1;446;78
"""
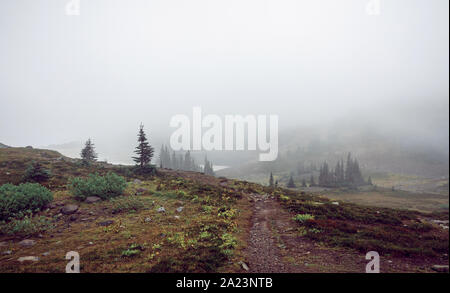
245;194;293;273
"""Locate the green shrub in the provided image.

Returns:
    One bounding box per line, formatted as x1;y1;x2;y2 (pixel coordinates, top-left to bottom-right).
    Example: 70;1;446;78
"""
68;172;127;201
0;215;53;236
23;161;51;183
0;183;53;221
293;214;315;223
110;196;145;213
132;165;157;175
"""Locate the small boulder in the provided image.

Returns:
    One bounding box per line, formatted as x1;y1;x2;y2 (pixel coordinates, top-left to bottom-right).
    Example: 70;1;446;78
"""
42;252;50;256
176;207;184;213
157;207;166;213
85;196;101;204
331;202;340;206
174;216;180;220
2;250;12;255
97;220;114;227
48;203;57;209
238;261;249;271
18;239;36;247
133;179;142;185
136;188;147;194
69;215;78;222
61;204;79;215
144;217;152;223
18;256;39;262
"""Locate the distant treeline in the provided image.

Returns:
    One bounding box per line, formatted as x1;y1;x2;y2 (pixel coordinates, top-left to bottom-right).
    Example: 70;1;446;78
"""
317;153;369;188
272;152;371;189
159;145;215;176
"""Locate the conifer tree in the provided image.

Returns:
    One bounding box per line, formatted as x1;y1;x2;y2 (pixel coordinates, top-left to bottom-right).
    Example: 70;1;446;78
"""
23;161;51;183
203;156;215;176
132;124;154;168
269;172;274;187
302;178;307;187
81;138;97;165
287;174;296;188
345;152;354;185
368;176;373;185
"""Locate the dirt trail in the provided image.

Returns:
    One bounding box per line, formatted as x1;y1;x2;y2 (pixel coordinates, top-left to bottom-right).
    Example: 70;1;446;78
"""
245;194;293;273
244;193;448;273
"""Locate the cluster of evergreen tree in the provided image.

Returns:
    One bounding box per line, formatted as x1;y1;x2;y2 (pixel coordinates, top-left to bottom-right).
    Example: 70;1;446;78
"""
80;124;156;174
159;145;202;172
318;153;366;187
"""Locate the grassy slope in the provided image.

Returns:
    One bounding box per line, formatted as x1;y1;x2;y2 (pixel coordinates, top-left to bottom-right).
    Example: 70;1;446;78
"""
0;148;448;272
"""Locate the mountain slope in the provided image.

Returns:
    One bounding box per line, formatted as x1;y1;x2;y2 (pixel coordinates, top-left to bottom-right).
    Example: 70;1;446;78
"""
0;148;448;273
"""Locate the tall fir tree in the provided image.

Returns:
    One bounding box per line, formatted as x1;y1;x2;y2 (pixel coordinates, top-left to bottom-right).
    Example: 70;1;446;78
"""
132;124;154;168
269;172;274;187
81;138;97;165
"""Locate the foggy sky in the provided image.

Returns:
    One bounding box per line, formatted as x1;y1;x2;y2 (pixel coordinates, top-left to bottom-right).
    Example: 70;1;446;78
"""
0;0;448;163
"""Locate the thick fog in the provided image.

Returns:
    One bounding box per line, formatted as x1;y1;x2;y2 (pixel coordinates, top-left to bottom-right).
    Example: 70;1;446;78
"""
0;0;448;164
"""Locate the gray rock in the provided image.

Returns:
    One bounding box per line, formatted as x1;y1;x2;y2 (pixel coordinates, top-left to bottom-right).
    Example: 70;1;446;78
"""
133;179;142;185
61;204;79;215
69;215;78;222
42;252;50;256
48;203;57;209
431;265;449;273
2;250;12;255
174;216;180;220
157;207;166;213
238;261;249;271
85;196;101;204
18;256;39;262
144;217;152;223
176;207;184;213
136;188;147;194
18;239;36;247
331;202;340;206
97;220;114;227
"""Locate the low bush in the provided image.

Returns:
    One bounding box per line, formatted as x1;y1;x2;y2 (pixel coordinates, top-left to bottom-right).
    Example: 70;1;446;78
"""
293;213;315;223
0;183;53;221
0;215;53;236
22;161;51;183
110;196;145;213
68;172;127;201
